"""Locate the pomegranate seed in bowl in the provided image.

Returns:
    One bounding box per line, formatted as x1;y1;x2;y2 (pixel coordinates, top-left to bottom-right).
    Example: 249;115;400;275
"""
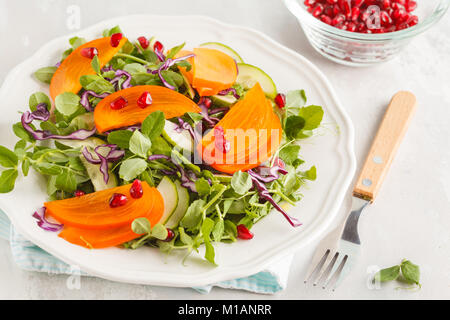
302;0;420;33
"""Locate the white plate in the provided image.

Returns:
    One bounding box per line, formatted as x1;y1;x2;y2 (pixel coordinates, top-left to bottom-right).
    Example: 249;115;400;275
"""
0;15;355;287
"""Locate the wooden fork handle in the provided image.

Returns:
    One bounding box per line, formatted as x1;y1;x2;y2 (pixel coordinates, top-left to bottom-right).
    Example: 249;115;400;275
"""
353;91;417;202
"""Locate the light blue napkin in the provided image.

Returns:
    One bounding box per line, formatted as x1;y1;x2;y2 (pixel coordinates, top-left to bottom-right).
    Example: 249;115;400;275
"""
0;209;291;294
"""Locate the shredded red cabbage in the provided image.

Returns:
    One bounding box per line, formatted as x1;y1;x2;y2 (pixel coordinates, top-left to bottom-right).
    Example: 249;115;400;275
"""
80;90;109;111
101;65;115;73
110;70;132;90
148;154;198;192
218;87;240;99
176;118;202;144
82;144;125;183
208;107;229;116
32;207;63;232
148;54;195;90
247;169;301;227
252;165;288;183
198;98;220;127
21;103;97;141
104;125;141;135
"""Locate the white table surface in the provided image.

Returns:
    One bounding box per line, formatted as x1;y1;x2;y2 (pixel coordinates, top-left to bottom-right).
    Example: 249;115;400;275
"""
0;0;449;300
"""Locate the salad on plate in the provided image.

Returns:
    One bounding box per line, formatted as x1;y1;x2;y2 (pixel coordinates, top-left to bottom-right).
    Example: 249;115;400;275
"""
0;26;324;265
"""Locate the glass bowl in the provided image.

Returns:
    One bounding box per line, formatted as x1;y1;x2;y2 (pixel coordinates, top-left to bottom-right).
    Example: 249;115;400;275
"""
283;0;449;66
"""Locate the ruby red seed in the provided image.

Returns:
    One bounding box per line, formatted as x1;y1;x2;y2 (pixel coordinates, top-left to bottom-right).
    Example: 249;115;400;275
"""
74;190;85;197
163;228;175;242
110;33;123;47
80;47;98;59
304;0;419;33
110;96;128;110
199;97;212;109
130;179;143;199
153;41;164;52
274;93;286;109
137;36;149;49
137;91;152;109
109;193;128;208
237;224;254;240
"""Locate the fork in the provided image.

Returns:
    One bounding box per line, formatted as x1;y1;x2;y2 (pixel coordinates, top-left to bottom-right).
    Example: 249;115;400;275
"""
304;91;417;290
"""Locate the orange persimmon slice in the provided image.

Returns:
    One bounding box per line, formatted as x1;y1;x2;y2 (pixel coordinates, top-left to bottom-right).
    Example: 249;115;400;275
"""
198;83;282;174
50;36;128;101
45;182;163;230
93;85;201;133
58;190;164;249
176;47;238;97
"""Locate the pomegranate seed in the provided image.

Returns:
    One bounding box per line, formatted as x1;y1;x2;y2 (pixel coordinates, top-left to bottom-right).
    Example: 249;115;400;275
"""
356;22;366;32
109;193;128;208
407;14;418;26
381;0;390;9
392;2;405;10
321;14;333;24
353;0;365;8
333;4;341;15
324;5;334;16
406;0;417;12
342;0;351;18
153;41;164;52
307;6;314;13
380;11;392;25
163;228;175;242
137;91;152;108
110;33;123;47
347;21;357;32
351;7;360;21
199;96;212;108
304;0;316;7
326;0;338;4
274;93;286;109
360;9;370;21
80;47;98;59
397;0;406;6
137;36;149;49
237;224;254;240
332;14;346;26
312;4;324;17
74;190;85;197
130;179;143;199
110;96;128;110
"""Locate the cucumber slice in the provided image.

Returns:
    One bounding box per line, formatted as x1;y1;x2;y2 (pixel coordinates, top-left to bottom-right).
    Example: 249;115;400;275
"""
236;63;277;99
163;120;193;153
199;42;244;63
156;176;179;224
58;137;118;191
211;94;237;107
165;181;190;229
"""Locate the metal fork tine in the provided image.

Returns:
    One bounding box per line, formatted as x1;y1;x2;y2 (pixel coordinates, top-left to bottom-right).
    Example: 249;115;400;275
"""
304;249;330;284
314;252;339;286
323;254;348;290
